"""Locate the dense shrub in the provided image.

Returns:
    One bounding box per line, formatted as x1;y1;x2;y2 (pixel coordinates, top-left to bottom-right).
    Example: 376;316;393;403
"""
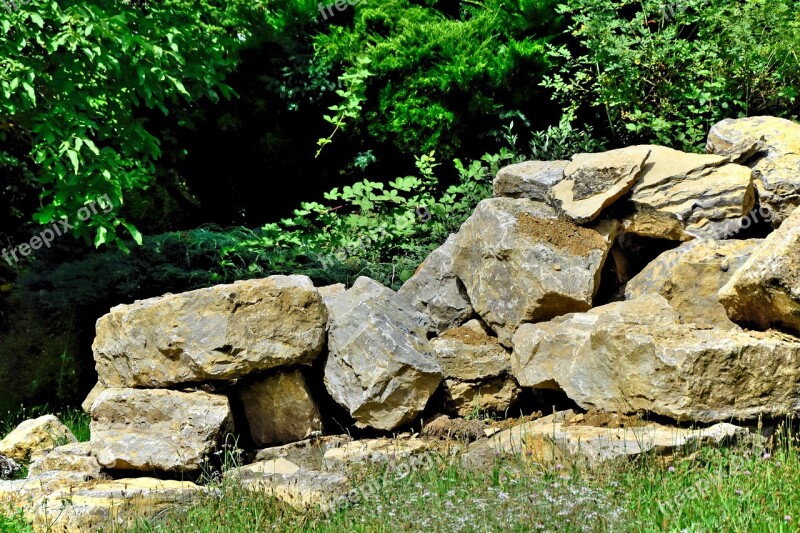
545;0;800;151
314;0;564;160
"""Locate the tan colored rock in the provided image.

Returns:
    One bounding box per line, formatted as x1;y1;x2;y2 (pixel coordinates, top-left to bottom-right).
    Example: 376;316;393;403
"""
225;466;349;512
549;146;650;223
452;198;615;345
466;410;752;468
237;458;300;476
719;206;800;334
254;436;351;471
237;369;322;447
397;234;474;334
31;478;204;533
707;116;800;226
512;295;800;422
0;415;77;463
325;277;442;431
90;388;233;472
443;378;520;417
316;283;346;305
93;275;327;388
432;320;520;416
323;438;430;468
81;381;106;413
625;145;755;240
493;160;568;200
28;442;103;480
625;239;760;329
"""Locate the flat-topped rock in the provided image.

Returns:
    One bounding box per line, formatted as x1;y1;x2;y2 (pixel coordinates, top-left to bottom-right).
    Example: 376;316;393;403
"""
93;275;327;388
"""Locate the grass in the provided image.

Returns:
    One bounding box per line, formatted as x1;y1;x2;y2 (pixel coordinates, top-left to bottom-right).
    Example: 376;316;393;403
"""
3;411;800;532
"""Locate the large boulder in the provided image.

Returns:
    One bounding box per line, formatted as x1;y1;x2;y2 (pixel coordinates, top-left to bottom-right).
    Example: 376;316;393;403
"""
89;388;233;472
236;369;322;447
452;197;616;345
93;275;327;388
431;320;520;416
625;239;760;329
719;205;800;334
325;277;442;431
624;145;755;240
549;146;651;224
397;234;474;335
511;295;800;422
0;415;77;463
493;160;568;201
707;116;800;226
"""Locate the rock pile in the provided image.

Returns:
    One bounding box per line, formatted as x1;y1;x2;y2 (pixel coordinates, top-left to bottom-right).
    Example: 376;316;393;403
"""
4;116;800;531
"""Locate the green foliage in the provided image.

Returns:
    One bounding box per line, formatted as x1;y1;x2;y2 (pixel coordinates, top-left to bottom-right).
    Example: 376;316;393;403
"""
528;119;607;159
314;0;563;158
221;148;504;288
0;0;253;248
545;0;800;151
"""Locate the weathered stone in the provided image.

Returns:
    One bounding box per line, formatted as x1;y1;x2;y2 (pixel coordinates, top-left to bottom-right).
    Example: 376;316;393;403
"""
237;369;322;447
719;206;800;334
225;466;349;512
625;145;755;240
432;320;520;416
493;160;568;200
31;478;205;533
452;198;615;345
625;239;760;329
28;442;103;480
81;381;106;413
93;275;327;388
316;283;346;305
90;388;233;472
443;378;521;417
397;234;474;334
0;415;77;463
550;146;650;223
254;436;352;471
465;410;752;468
512;295;800;422
708;116;800;226
237;458;300;476
325;277;442;431
323;438;430;468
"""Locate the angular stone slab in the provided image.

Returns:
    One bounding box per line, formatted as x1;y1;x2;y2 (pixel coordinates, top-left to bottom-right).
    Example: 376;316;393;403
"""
0;415;77;463
90;388;233;472
432;320;520;416
512;295;800;422
236;369;322;447
625;238;760;329
325;277;442;431
465;410;752;469
625;145;755;240
719;205;800;334
708;116;800;226
397;234;474;335
93;275;327;388
493;160;568;200
550;146;650;223
452;197;615;345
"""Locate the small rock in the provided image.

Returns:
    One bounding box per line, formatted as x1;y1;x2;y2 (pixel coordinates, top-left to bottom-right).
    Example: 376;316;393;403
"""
0;415;77;463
